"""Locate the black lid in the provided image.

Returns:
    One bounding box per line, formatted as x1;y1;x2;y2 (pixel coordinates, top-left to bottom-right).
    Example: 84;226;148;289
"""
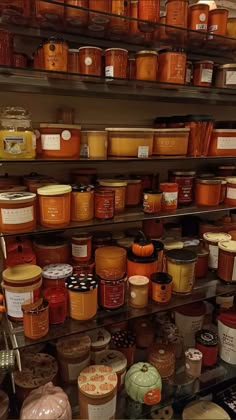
195;329;218;347
127;249;157;263
143;189;162;194
72;184;94;192
151;272;172;284
152;240;164;252
65;273;98;292
185;114;214;122
111;330;136;348
166;249;197;263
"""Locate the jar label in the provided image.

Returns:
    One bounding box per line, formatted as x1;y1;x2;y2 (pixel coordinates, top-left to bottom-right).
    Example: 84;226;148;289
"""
209;244;219;269
226;71;236;85
226;187;236;200
163;191;178;205
3;134;25;154
171;176;194;203
68;355;90;381
218;321;236;364
201;69;213;83
88;395;117;420
101;282;125;309
138;146;149;158
5;290;33;318
41;134;60;150
209;24;218;32
61;130;71;141
144;388;161;405
80;144;89;158
41;196;67;223
1;206;34;225
105;65;114;78
85;56;92;66
72;243;88;258
196;23;207;30
217;137;236;150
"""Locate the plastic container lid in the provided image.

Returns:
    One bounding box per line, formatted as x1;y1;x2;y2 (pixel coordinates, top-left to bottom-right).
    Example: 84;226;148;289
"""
2;264;42;283
66;274;98;292
99;179;127;187
150;272;172;284
175;302;206;317
128;275;149;286
218;240;236;253
0;192;36;204
203;232;232;243
42;264;73;279
37;185;72;196
195;329;218;347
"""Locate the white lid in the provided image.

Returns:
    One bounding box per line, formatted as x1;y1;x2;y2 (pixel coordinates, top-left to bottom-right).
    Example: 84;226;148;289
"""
128;275;149;286
88;328;111;349
42;264;73;279
203;232;232;243
218;240;236;253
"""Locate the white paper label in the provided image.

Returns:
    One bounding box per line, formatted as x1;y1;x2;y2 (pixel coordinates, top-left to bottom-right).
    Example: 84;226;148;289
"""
226;187;236;200
5;290;32;318
209;244;219;269
138;146;149;158
201;69;213;83
41;134;60;151
32;133;36;149
209;24;218;31
185;68;192;84
232;257;236;281
218;321;236;364
163;192;178;203
80;144;89;158
88;395;117;420
196;23;207;30
68;356;90;381
1;206;34;225
105;66;114;78
61;130;71;141
217;137;236;150
226;71;236;85
72;244;88;258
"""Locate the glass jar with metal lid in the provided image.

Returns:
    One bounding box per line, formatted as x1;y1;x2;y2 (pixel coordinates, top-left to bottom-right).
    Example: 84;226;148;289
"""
135;50;158;81
166;249;197;295
215;64;236;89
203;232;232;270
169;170;196;204
195;178;221;206
37;184;72;228
98;179;127;212
218;240;236;283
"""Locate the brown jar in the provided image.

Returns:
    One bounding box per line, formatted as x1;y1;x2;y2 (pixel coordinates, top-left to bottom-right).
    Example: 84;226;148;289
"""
68;49;80;73
148;343;175;379
105;48;128;79
157;49;186;85
78;46;102;76
135;50;158;81
193;61;214;87
43;38;68;72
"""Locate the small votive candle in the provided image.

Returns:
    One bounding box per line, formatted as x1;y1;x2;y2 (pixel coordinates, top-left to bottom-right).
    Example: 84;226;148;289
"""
128;275;149;308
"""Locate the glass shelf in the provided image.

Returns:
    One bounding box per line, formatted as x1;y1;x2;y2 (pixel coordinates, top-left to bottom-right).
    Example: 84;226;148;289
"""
0;203;235;238
1;0;236;61
4;275;236;350
1;66;236;105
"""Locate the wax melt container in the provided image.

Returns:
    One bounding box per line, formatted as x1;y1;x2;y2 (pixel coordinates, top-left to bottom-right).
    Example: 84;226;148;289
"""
174;302;206;347
125;179;142;206
65;0;88;26
208;129;236;156
96;350;127;392
95;189;115;220
195;179;221;206
185;348;202;378
215;64;236;89
193;61;214;87
95;246;127;280
0;192;36;233
0;106;35;159
188;3;209;32
98;274;126;310
143;190;162;213
81;131;107;159
78;365;117;420
169;170;196;204
0;30;13;66
36;0;64;21
160;183;178;210
195;329;218;367
57;334;91;384
203;232;231;270
34;236;70;267
128;275;149;308
66;274;98;320
151;272;172;304
218;240;236;283
218;313;236;365
157;49;187;84
43;39;68;72
107;128;154;158
111;331;136;367
138;0;160;31
89;328;111;363
135;51;158;81
225;177;236;205
39;124;80;159
72;233;92;263
22;299;49;340
42;263;73;289
98;180;127;212
105;48;128;78
208;8;228;36
2;264;42;321
153;129;190;156
78;46;102;76
43;287;67;324
71;185;94;222
148;343;175;379
38;185;72;228
166;249;197;295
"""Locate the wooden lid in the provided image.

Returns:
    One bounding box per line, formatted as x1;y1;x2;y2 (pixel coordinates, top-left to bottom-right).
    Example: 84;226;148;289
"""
182;401;230;420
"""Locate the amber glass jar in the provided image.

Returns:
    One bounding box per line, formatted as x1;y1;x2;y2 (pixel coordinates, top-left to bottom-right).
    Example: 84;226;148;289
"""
37;185;72;228
95;246;127;280
166;0;188;29
157;49;186;85
193;61;214;87
72;233;92;263
135;50;158;81
138;0;160;32
95;189;115;219
188;3;209;32
218;240;236;283
78;46;102;76
65;0;88;26
105;48;128;79
43;39;68;72
98;180;127;212
71;185;94;222
36;0;64;21
208;8;228;36
195;179;221;206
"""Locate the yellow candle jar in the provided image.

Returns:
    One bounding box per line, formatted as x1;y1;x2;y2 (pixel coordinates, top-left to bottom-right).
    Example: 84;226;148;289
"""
166;249;197;295
66;273;98;321
81;131;108;159
71;185;94;222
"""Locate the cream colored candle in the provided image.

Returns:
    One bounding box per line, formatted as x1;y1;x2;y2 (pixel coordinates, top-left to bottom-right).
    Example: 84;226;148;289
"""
81;131;107;159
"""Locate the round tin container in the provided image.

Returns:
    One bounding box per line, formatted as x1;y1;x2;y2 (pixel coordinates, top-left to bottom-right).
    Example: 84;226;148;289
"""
195;329;218;367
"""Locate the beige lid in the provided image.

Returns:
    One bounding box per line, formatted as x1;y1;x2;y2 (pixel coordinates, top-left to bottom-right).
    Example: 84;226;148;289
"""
135;50;158;56
88;328;111;349
40;123;81;129
78;365;117;397
2;264;42;283
128;275;149;286
153;128;190;133
218;240;236;253
37;185;72;196
98;179;127;187
56;334;91;358
203;232;232;243
105;128;154;132
226;177;236;184
0;192;36;204
185;348;203;361
164;240;184;250
218;64;236;70
96;350;127;373
105;48;128;53
182;401;230;420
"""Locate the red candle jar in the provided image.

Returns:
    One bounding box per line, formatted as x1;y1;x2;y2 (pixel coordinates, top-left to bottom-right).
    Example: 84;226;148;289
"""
78;46;102;76
160;183;178;211
188;3;209;33
65;0;88;26
43;287;67;324
138;0;160;32
35;0;64;21
111;331;136;367
208;8;228;37
34;236;70;267
72;233;92;263
105;48;128;79
14;53;27;68
98;274;126;310
193;61;214;87
169;170;196;205
195;329;218;367
95;189;115;220
42;264;73;289
0;30;13;66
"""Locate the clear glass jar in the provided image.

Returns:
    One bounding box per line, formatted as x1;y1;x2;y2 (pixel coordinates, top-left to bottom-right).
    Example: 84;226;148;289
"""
0;107;35;159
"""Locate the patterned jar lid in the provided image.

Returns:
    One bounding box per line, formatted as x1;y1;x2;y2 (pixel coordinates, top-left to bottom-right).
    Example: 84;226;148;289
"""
111;331;136;348
96;350;127;373
149;343;175;362
185;348;203;361
56;334;91;358
78;365;117;396
195;329;218;347
42;264;73;279
66;273;98;292
88;328;111;350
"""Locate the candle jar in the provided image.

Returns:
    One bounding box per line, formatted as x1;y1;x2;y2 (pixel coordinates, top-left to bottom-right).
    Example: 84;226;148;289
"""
0;192;36;234
22;299;49;340
135;50;158;81
96;350;127;392
142;219;163;238
98;274;126;310
38;185;72;228
92;231;113;252
186;246;209;278
89;328;111;363
36;0;64;21
43;39;68;72
166;0;188;30
195;329;218;367
65;0;88;26
105;48;128;79
128;57;136;79
72;260;95;276
151;272;172;304
157;49;187;85
188;3;209;33
111;0;126;33
95;246;127;280
89;0;111;28
71;168;97;185
160;183;178;211
225;177;236;206
43;287;67;324
127;251;158;281
42;264;73;289
193;61;214;87
143;190;162;213
129;0;141;38
0;30;13;66
209;8;228;37
195;179;221;206
203;232;231;270
72;233;92;263
81;131;108;159
166;249;197;295
169;170;196;205
185;348;203;378
78;46;102;76
218;240;236;283
125;179;142;206
148;343;175;379
95;189;115;220
138;0;160;32
66;274;98;321
34;236;70;267
111;331;136;367
71;185;94;222
185;60;193;85
98;180;127;212
133;319;155;348
128;275;149;308
68;49;80;73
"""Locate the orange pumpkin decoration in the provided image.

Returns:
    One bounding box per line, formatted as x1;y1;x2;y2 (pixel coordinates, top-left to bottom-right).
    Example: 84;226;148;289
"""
132;231;154;257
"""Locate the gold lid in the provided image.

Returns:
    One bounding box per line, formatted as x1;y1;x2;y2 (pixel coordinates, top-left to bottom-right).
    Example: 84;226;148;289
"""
37;185;72;196
218;240;236;253
40;123;81;129
135;50;158;56
99;179;127;187
3;264;42;283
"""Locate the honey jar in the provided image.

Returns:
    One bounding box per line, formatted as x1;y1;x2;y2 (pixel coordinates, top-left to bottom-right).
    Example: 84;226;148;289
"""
128;275;149;308
135;50;158;81
95;246;127;280
66;273;98;321
37;185;72;228
42;263;73;289
71;185;94;222
166;0;188;30
72;233;92;263
78;46;102;76
0;192;37;234
98;179;127;212
225;177;236;206
160;182;178;211
81;131;108;159
151;272;172;304
68;49;80;73
89;0;111;28
22;299;49;340
43;39;68;72
65;0;88;26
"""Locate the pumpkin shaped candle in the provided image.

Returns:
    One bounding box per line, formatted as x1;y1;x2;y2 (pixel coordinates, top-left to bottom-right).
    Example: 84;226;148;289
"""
125;362;162;404
132;231;154;257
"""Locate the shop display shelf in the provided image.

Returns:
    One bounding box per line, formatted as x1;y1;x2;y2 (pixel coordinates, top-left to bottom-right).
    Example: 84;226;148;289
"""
0;203;235;238
1;0;236;61
1;66;236;105
3;274;236;351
